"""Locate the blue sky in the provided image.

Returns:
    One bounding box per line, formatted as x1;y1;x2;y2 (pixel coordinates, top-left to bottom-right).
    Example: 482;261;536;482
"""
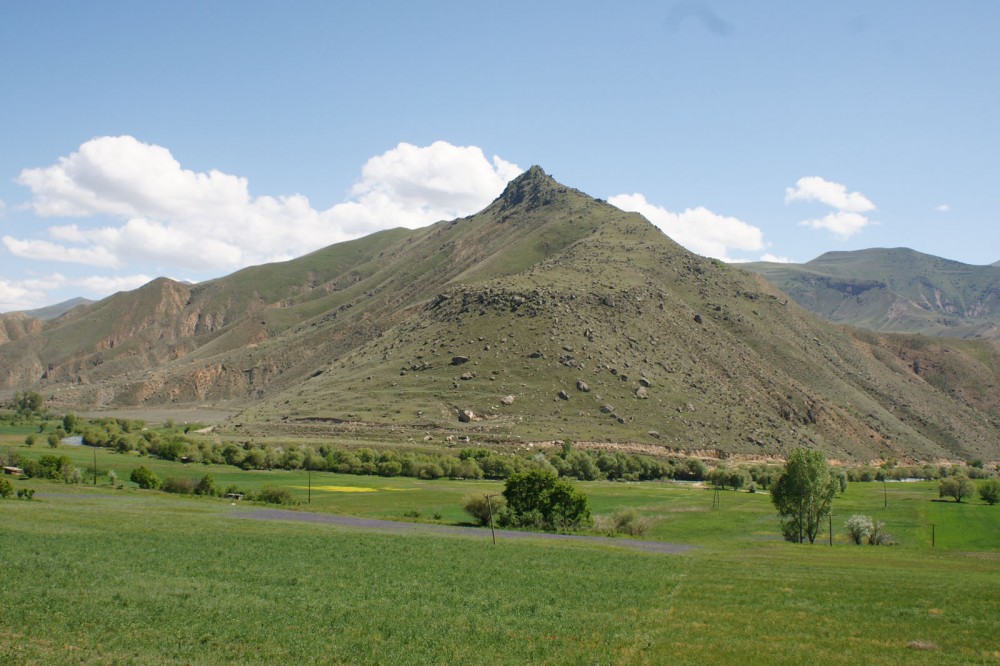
2;1;998;311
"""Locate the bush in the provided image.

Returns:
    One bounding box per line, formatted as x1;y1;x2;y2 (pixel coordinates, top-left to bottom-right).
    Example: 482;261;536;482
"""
130;466;161;490
162;477;196;494
24;434;35;447
979;478;1000;505
845;514;873;545
46;432;60;448
0;478;12;499
844;514;894;545
258;486;294;505
594;508;651;537
462;493;506;526
194;474;218;496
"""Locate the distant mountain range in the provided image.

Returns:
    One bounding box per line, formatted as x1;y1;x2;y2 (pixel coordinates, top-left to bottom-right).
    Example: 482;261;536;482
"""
1;168;998;462
741;249;1000;341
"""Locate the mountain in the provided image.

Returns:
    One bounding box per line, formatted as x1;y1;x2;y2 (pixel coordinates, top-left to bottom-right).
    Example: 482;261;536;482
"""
2;168;999;461
741;248;1000;340
22;297;94;321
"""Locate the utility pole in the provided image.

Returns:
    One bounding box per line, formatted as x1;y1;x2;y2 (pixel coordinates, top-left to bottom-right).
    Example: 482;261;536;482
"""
485;493;499;545
930;523;936;548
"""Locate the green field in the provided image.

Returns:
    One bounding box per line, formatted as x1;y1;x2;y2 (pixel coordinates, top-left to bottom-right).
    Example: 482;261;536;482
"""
2;442;1000;664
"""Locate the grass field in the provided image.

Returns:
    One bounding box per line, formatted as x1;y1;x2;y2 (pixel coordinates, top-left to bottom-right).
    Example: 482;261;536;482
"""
2;440;1000;664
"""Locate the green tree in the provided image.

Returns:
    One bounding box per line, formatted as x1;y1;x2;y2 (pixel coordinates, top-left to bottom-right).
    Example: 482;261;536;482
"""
771;448;837;544
462;493;506;526
24;434;35;447
194;474;217;496
130;466;161;490
939;476;975;503
979;479;1000;505
13;390;44;417
46;432;60;448
0;477;12;498
62;413;78;433
502;469;591;530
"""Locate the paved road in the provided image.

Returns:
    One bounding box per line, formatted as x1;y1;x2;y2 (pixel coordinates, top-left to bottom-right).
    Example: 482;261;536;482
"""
230;507;695;554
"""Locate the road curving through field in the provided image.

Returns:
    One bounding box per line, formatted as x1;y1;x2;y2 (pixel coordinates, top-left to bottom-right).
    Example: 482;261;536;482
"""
230;507;695;554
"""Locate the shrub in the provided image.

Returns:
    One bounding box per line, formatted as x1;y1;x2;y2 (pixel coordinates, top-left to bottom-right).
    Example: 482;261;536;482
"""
844;514;894;545
46;432;60;448
0;478;12;498
463;493;506;526
258;486;294;505
845;514;873;545
24;434;35;447
979;478;1000;505
162;477;196;494
130;466;161;490
594;508;651;537
194;474;218;496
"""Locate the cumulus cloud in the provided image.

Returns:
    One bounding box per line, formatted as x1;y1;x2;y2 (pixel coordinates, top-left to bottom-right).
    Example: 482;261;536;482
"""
785;176;874;213
799;212;871;239
76;274;154;295
759;253;791;263
786;176;875;239
10;136;522;272
608;193;765;261
0;274;65;312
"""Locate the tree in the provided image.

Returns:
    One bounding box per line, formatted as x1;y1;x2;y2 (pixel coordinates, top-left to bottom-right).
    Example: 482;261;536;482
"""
194;474;217;496
13;390;44;417
939;476;975;503
46;432;60;448
130;466;161;490
462;493;507;526
977;478;1000;505
24;434;35;447
771;448;837;544
502;469;591;530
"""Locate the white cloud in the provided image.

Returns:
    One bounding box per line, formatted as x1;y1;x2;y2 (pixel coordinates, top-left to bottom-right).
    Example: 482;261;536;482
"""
935;204;950;213
0;274;65;312
2;236;121;267
76;274;153;295
785;176;874;213
798;212;871;239
10;136;522;273
785;176;875;239
609;193;765;261
758;253;791;263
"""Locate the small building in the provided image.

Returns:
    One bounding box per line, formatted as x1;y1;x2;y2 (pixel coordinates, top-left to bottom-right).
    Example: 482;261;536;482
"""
3;466;24;476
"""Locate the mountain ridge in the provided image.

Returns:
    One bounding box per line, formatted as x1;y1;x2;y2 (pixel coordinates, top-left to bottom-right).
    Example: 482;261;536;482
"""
2;169;999;461
741;247;1000;340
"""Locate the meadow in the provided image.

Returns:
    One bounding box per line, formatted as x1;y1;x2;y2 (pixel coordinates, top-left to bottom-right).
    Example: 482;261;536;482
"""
2;439;999;664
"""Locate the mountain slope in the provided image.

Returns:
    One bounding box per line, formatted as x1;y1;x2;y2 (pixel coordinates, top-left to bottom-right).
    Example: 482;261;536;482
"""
2;169;999;461
741;248;1000;340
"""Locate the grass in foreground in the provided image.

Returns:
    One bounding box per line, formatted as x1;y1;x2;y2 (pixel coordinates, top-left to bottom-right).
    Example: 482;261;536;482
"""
2;463;1000;664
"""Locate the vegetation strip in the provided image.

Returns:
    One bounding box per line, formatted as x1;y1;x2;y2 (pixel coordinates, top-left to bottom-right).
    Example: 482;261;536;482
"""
229;507;695;554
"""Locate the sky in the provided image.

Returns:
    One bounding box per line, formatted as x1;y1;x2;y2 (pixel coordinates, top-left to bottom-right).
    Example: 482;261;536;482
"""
1;1;999;312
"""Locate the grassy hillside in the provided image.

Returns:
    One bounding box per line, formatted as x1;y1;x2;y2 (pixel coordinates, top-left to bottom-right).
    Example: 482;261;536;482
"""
742;248;1000;340
2;170;1000;461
